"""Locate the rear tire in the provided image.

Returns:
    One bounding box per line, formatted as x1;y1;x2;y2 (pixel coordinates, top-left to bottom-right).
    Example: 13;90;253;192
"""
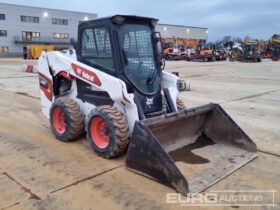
50;98;84;141
87;105;129;158
176;98;186;111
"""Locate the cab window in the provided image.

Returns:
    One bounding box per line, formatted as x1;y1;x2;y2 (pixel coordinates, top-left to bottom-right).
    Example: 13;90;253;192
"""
81;27;115;73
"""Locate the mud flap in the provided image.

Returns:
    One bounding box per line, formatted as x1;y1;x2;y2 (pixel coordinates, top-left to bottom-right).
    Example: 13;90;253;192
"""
125;103;257;195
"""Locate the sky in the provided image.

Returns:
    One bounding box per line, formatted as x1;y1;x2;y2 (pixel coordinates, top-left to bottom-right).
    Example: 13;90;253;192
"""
1;0;279;41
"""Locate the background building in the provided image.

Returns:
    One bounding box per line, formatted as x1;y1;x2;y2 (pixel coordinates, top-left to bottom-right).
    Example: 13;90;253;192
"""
0;3;97;56
156;23;208;50
0;3;208;57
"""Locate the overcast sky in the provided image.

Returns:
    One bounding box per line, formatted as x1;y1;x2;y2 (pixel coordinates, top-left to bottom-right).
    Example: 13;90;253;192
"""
1;0;279;41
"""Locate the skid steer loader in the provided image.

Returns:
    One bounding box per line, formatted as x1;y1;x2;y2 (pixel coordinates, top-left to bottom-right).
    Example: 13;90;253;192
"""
38;15;257;195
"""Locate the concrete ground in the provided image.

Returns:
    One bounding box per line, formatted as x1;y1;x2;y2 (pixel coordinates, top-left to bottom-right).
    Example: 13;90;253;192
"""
0;58;279;210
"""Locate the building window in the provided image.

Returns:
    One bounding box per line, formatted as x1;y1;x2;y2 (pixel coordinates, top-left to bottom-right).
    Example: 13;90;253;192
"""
0;30;7;36
53;33;69;39
0;46;9;53
0;14;5;20
20;15;39;23
52;18;68;25
22;31;40;41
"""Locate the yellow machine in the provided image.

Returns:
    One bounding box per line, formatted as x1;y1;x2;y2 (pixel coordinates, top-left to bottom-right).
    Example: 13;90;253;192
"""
242;39;262;62
271;35;280;44
270;34;280;61
24;45;54;59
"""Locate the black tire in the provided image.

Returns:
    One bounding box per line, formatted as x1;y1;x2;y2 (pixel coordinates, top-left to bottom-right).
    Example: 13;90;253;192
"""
87;105;129;158
167;54;173;61
50;98;84;142
176;98;186;111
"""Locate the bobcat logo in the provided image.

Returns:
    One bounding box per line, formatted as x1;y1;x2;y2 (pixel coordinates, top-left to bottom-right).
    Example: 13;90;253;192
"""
146;97;154;107
76;67;82;75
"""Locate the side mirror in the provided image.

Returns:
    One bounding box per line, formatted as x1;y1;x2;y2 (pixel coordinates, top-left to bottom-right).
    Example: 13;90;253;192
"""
70;38;78;51
153;32;165;70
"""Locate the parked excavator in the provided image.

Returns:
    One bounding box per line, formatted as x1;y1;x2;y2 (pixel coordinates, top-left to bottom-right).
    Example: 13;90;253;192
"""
163;46;188;61
191;44;214;61
191;44;226;62
38;15;257;195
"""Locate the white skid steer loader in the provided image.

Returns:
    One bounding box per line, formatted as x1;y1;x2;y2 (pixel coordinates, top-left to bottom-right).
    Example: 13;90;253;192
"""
38;15;257;195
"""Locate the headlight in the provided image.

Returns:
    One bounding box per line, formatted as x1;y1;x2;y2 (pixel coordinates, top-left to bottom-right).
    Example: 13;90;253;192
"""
177;79;187;91
111;15;126;25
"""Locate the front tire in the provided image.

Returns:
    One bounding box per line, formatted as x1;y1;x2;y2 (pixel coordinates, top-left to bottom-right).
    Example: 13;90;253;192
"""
87;105;129;158
167;54;173;61
50;98;84;141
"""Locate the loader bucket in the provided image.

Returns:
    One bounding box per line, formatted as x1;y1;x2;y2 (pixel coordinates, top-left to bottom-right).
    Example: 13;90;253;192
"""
126;103;257;195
